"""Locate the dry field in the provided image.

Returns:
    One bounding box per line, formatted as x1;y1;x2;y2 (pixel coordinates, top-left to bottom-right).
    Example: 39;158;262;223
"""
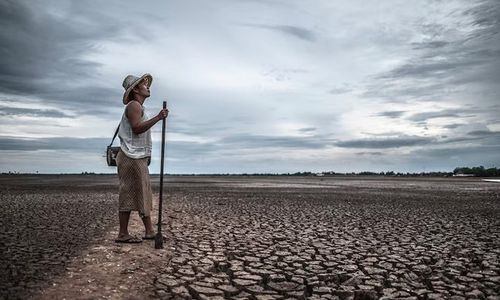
0;175;499;299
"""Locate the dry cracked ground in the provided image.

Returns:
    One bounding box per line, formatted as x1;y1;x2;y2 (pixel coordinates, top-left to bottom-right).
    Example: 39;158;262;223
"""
1;175;499;299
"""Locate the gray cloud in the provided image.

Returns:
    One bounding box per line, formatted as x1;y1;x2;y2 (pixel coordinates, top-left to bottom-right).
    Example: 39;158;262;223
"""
298;127;316;133
467;130;500;137
411;40;449;50
336;136;434;149
219;134;334;149
239;23;316;42
412;145;500;161
466;0;500;32
166;141;218;159
0;107;73;118
376;111;406;119
434;129;500;146
362;0;500;111
0;1;125;114
379;57;481;80
0;136;108;151
1;1;499;173
356;152;384;156
438;136;481;144
0;136;217;160
0;132;336;158
407;108;478;122
442;123;463;129
329;87;352;95
163;118;235;137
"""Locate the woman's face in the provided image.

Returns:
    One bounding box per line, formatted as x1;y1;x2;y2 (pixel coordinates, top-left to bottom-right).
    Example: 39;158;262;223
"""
134;79;151;98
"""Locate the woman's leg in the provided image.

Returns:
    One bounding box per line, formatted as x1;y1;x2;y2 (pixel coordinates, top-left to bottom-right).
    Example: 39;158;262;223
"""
141;215;155;237
118;211;131;237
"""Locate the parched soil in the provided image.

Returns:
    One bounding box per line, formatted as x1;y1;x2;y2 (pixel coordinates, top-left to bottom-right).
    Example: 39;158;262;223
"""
0;177;118;299
1;175;499;299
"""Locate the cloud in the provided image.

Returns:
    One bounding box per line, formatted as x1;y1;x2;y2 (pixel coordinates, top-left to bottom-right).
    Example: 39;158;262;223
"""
438;136;481;144
0;132;336;159
336;136;434;149
379;58;480;80
411;40;449;50
0;107;73;118
442;123;463;129
361;0;500;109
239;23;316;42
1;1;499;173
467;130;500;137
329;87;352;95
298;127;316;133
412;145;500;160
356;152;384;156
375;110;406;119
0;1;125;113
406;108;478;122
219;134;334;149
0;136;108;151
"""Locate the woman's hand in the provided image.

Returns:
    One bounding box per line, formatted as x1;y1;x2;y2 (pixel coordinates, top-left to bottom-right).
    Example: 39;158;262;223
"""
156;108;169;121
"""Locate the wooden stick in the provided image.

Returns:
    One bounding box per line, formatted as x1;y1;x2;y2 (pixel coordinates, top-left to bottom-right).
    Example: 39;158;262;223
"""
155;100;167;249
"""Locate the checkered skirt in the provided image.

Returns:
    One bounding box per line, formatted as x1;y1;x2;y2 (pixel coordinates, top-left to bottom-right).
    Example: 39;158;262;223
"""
116;150;153;217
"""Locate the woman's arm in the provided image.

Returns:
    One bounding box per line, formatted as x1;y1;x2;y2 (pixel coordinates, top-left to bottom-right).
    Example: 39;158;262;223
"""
127;101;168;134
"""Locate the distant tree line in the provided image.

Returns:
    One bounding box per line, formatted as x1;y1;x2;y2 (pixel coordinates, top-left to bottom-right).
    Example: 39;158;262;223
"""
2;166;498;177
453;166;500;177
310;171;455;177
172;167;498;177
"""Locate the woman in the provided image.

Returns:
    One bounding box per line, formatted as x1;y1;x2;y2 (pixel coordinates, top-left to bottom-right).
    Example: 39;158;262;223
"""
115;73;168;243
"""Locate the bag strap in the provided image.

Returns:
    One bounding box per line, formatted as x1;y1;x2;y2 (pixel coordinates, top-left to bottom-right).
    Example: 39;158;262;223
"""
109;125;120;147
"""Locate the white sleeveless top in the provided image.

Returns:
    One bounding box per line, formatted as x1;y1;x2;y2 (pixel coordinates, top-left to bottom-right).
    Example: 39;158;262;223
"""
118;102;152;159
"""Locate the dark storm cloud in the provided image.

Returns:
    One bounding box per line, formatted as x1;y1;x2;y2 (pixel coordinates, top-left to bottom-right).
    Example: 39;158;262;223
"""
465;0;500;31
363;0;500;106
0;107;73;118
239;23;316;42
336;136;434;149
375;110;406;118
0;1;125;113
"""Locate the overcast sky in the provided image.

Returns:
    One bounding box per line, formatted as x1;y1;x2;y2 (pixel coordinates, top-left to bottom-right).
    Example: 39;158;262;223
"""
0;0;499;174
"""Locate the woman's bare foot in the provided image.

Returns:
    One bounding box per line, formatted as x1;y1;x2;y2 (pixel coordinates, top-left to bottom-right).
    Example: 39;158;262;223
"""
115;234;143;243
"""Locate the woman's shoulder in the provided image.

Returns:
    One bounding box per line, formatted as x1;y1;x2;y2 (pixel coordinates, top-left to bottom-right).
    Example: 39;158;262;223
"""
125;100;144;118
126;100;143;109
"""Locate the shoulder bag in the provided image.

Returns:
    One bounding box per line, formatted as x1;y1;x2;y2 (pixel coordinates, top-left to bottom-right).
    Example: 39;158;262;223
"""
106;126;121;167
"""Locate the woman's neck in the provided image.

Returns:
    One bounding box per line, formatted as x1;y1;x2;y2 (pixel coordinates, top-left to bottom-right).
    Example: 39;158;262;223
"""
130;97;145;105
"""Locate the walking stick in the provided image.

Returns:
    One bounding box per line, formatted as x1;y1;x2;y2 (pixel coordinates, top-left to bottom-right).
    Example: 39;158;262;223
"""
155;100;167;249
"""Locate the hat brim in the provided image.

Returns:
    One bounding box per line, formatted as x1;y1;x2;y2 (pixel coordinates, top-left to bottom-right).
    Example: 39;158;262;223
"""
122;73;153;105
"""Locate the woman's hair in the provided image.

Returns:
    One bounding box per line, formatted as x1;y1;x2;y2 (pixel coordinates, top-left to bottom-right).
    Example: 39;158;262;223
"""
128;90;137;102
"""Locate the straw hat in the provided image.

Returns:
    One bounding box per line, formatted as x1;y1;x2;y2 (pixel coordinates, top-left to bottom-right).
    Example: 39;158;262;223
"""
122;73;153;104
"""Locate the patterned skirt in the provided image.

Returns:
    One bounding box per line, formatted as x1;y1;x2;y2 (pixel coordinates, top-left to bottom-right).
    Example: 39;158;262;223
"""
116;150;153;217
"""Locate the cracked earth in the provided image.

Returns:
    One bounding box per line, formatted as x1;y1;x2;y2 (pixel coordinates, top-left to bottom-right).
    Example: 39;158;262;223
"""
1;176;499;299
